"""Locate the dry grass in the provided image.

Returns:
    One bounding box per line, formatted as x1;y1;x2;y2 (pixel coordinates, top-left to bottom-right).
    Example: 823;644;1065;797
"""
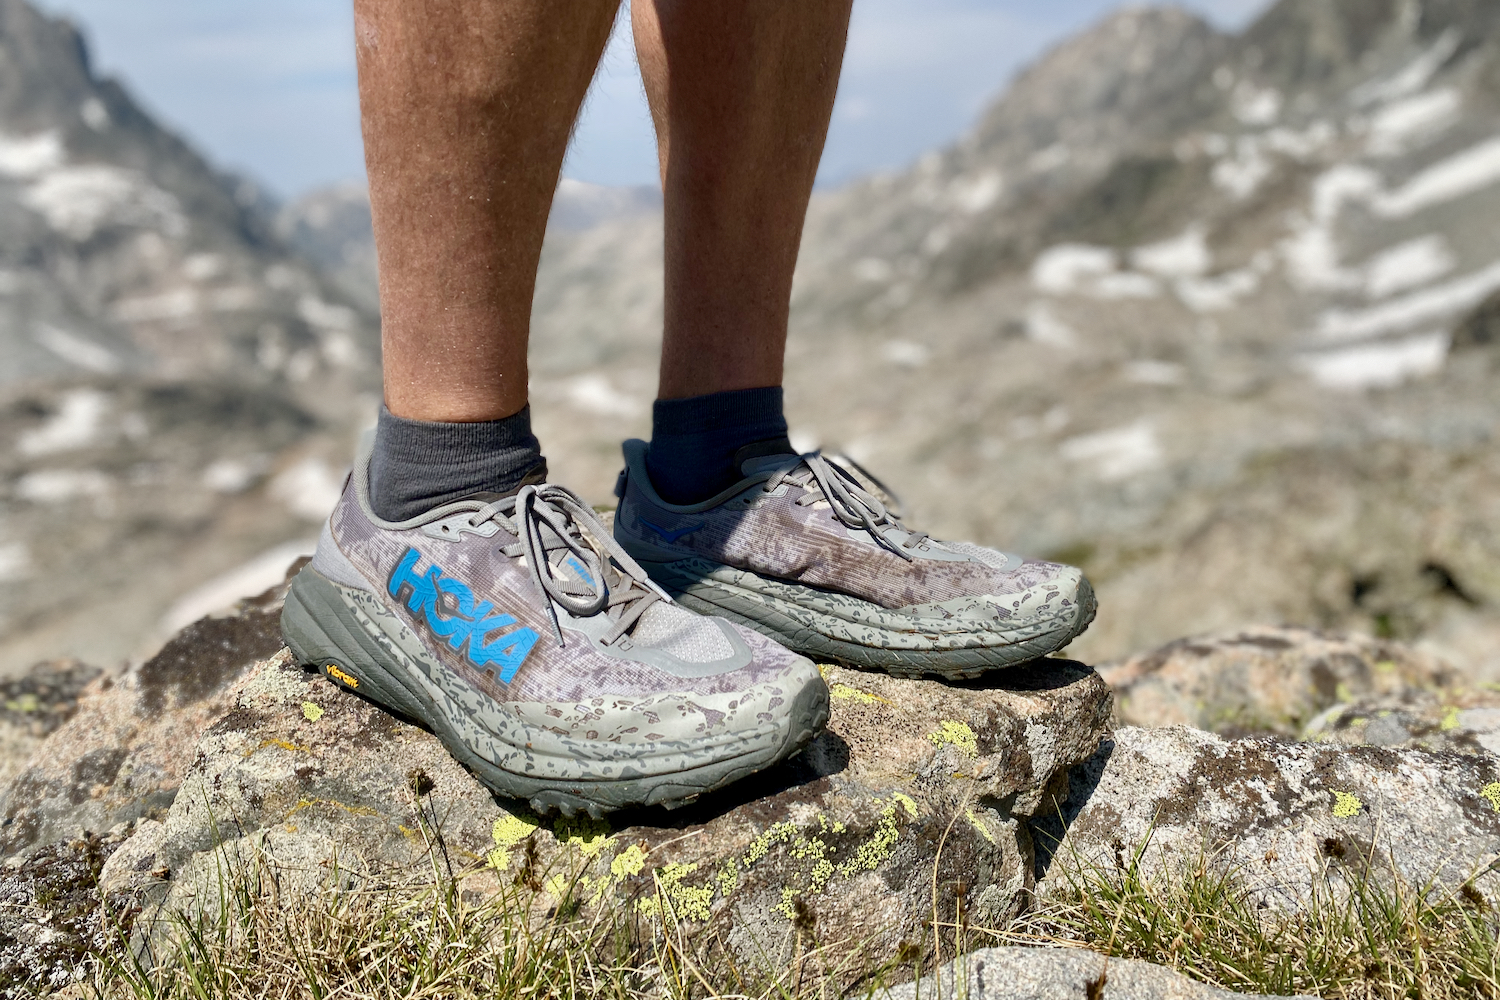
67;829;1500;999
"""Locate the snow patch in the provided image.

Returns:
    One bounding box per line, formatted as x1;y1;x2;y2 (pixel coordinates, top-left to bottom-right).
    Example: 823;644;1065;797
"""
1060;421;1162;481
1175;269;1261;312
1297;331;1448;390
21;166;185;241
1132;227;1211;279
1351;30;1460;107
949;170;1002;213
1024;303;1078;350
882;339;930;368
15;468;111;503
0;131;63;177
1364;235;1456;299
566;374;641;417
1232;82;1282;126
1316;259;1500;343
1366;88;1461;156
269;457;346;522
160;539;317;634
1374;136;1500;218
1032;244;1116;294
1212;139;1273;200
33;323;121;374
1123;360;1185;386
18;389;109;456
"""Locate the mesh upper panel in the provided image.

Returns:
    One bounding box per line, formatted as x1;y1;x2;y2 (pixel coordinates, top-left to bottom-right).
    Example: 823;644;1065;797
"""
630;602;735;663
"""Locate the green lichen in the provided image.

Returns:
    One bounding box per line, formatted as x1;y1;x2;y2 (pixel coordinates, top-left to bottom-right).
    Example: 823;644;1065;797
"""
829;682;889;705
893;793;919;818
610;843;648;879
300;701;324;722
774;886;801;921
742;820;798;868
1332;791;1363;818
1374;659;1397;674
1440;707;1461;732
1481;782;1500;813
927;720;978;756
837;801;903;875
487;812;539;869
4;694;39;713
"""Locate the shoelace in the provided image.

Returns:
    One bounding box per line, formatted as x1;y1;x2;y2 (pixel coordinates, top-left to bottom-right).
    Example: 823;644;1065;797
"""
763;452;930;561
465;483;668;647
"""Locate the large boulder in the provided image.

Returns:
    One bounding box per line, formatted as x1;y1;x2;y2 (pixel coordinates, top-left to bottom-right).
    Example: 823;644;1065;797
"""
0;590;288;857
97;652;1111;973
1034;726;1500;907
1098;626;1456;737
883;946;1315;999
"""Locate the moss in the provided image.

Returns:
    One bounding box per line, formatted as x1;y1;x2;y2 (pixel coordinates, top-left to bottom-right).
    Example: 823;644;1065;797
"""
1331;791;1363;818
927;720;978;756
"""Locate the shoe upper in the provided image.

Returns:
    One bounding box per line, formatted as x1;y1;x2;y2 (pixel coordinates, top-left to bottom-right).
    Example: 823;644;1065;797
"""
613;439;1072;614
311;445;811;708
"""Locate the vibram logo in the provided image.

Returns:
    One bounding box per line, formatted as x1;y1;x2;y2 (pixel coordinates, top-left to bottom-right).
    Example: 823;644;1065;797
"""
388;547;540;683
326;664;359;689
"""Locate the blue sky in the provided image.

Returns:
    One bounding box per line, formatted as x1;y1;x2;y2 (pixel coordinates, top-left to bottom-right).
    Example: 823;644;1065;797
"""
38;0;1270;200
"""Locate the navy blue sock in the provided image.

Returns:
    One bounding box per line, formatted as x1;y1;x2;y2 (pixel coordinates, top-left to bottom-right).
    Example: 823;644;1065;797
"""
368;405;545;522
646;387;791;505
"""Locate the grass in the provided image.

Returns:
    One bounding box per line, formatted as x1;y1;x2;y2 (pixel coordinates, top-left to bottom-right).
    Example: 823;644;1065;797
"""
65;828;1500;999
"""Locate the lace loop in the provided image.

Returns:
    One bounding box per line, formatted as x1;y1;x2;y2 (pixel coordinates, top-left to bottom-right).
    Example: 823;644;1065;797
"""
764;452;928;561
474;484;666;647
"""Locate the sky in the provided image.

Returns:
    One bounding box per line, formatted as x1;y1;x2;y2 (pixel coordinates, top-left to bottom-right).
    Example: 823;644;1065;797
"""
37;0;1271;201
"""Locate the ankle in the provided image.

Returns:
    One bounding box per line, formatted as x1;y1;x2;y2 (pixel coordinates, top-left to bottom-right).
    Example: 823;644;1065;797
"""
645;386;791;505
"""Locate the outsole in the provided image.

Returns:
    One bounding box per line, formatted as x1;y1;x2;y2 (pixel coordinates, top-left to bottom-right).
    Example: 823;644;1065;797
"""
280;568;829;817
648;563;1099;682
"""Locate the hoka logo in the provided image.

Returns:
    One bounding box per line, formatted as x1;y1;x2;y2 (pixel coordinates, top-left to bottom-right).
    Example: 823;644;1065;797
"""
387;548;540;683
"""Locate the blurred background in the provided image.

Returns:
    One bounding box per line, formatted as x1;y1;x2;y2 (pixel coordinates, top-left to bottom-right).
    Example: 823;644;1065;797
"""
2;0;1498;687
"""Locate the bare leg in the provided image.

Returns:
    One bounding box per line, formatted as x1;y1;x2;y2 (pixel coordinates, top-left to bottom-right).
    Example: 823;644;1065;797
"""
632;0;852;400
357;0;619;421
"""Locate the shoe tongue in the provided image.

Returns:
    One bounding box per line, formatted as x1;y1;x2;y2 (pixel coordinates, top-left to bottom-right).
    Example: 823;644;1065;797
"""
735;436;797;476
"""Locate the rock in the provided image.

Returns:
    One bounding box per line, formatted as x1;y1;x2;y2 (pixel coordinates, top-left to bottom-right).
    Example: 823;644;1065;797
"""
1033;726;1500;907
97;653;1111;974
0;827;130;999
883;946;1315;999
0;596;286;857
1303;688;1500;757
1099;626;1456;737
0;659;101;791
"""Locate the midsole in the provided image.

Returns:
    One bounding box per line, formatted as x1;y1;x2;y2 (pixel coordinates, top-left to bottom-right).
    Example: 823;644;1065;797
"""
289;570;793;782
642;558;1086;651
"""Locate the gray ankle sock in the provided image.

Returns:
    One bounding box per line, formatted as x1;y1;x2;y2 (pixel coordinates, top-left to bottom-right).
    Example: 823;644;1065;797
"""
367;404;546;522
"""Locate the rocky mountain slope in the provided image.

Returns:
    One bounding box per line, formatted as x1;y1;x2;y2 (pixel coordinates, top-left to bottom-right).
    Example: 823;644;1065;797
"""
0;0;381;676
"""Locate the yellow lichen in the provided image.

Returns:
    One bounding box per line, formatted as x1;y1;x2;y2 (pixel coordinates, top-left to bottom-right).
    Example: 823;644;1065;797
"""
638;862;713;922
774;886;801;921
610;843;648;879
717;862;739;897
301;701;324;722
927;720;979;757
283;798;379;821
829;683;889;706
893;793;919;818
1440;707;1461;732
1331;791;1363;818
838;802;903;875
244;738;314;758
544;873;570;899
966;809;997;845
555;815;613;857
742;820;797;868
1374;659;1397;674
1481;782;1500;813
487;812;539;869
4;694;39;713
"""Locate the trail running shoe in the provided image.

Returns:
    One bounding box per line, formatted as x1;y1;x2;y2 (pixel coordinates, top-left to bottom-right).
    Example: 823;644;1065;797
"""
613;440;1096;681
281;440;828;817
